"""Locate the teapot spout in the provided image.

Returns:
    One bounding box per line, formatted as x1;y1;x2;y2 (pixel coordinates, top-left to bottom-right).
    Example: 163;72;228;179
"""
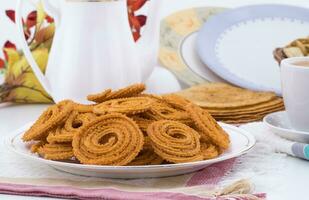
136;0;162;81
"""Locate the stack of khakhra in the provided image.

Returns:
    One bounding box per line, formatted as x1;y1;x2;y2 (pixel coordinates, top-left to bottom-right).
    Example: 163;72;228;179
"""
175;83;284;124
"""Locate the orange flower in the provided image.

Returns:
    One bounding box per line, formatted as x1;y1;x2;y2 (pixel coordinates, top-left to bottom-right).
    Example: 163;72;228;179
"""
127;0;149;41
0;58;5;69
128;0;147;12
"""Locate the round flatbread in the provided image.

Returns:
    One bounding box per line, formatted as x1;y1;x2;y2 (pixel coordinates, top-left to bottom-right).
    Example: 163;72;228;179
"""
209;101;284;116
176;83;277;109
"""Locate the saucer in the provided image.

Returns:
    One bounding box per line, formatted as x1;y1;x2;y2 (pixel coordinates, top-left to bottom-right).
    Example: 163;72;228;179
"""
263;111;309;143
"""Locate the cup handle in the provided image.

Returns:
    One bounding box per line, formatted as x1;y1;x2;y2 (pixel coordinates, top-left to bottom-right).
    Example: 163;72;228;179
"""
15;0;52;95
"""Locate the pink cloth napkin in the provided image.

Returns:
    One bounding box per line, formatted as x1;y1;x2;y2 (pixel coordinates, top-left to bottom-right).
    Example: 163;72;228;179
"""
0;159;266;200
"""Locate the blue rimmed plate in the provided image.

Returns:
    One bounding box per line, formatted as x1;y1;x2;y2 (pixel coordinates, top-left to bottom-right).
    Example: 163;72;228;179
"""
197;4;309;95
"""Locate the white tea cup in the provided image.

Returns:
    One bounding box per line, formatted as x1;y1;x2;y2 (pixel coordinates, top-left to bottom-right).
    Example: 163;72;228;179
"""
281;57;309;131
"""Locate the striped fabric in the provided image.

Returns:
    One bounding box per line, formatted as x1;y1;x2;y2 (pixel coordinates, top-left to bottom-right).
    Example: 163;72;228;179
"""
0;159;266;200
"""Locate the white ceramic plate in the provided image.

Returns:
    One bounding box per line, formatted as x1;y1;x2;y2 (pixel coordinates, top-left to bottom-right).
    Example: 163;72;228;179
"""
6;122;255;179
159;7;227;86
264;111;309;143
197;5;309;95
181;32;226;83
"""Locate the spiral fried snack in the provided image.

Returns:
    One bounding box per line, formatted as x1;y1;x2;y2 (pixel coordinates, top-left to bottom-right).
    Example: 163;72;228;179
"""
46;126;70;144
87;83;146;103
162;94;190;110
73;113;144;165
145;102;191;124
87;89;112;103
128;137;163;166
147;120;203;163
131;116;154;133
65;112;97;133
72;102;96;113
47;111;97;143
138;94;192;124
186;103;230;150
138;93;164;101
30;141;46;153
200;142;219;160
93;97;153;115
22;100;73;141
37;143;74;160
74;112;98;125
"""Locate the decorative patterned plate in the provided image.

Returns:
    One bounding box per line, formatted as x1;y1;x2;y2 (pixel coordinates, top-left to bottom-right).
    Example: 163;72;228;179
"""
159;7;227;86
197;4;309;95
6;122;255;179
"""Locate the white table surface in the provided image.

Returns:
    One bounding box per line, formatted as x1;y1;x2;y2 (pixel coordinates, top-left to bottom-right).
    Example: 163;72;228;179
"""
1;0;309;200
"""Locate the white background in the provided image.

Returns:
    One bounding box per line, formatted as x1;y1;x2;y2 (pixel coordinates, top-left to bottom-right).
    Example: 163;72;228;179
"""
1;0;309;59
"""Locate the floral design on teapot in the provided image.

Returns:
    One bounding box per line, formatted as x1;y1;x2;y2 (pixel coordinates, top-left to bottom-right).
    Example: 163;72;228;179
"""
0;0;148;103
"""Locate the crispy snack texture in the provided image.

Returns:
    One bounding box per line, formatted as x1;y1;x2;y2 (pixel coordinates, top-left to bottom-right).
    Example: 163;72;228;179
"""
128;137;164;166
87;83;146;103
37;143;74;160
93;97;153;115
186;103;230;150
23;83;237;166
22;100;73;141
147;120;203;163
73;113;144;165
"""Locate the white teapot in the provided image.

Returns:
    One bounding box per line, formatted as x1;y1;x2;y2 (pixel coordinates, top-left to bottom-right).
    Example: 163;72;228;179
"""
15;0;161;103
